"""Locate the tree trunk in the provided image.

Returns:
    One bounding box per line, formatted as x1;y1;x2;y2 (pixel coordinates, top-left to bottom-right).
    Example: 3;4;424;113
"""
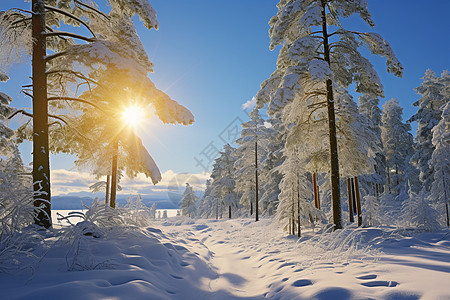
297;174;301;237
105;175;111;204
354;176;362;226
446;202;449;227
250;198;253;216
228;205;231;219
313;172;320;210
110;138;119;208
255;141;259;222
321;0;342;229
347;178;354;223
32;0;51;228
351;177;357;213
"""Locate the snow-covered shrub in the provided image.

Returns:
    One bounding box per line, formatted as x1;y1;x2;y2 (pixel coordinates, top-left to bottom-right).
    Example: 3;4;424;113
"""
0;226;47;274
362;195;381;227
120;194;153;227
296;226;380;267
401;189;440;231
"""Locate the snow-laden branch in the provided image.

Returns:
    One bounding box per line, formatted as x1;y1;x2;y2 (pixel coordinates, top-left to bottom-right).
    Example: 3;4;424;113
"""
47;96;105;113
44;5;96;38
43;31;96;43
74;0;110;20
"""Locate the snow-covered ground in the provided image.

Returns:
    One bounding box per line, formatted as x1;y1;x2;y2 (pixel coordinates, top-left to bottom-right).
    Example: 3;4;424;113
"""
1;215;449;299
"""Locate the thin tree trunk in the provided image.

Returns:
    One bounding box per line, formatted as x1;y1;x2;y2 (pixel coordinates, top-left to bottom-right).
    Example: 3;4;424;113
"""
32;0;51;228
297;173;301;237
354;176;362;226
228;205;231;219
255;141;259;222
250;197;253;216
321;0;342;229
446;202;449;227
110;138;119;208
105;175;110;204
215;200;218;220
351;177;357;213
313;172;320;210
347;178;354;223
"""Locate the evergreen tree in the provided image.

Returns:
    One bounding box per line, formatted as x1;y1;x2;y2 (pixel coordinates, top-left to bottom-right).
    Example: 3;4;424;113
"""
430;102;450;226
197;179;215;219
259;115;285;216
234;107;273;221
409;70;450;191
256;0;402;229
381;99;415;198
210;144;238;219
0;88;33;236
358;94;385;198
401;189;440;231
180;183;198;218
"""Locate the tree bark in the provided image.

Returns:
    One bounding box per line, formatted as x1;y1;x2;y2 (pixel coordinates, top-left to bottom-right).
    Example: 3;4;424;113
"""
445;202;449;227
313;172;320;210
255;141;259;222
32;0;51;228
354;176;362;226
110;138;119;208
351;177;357;213
321;0;342;229
297;173;301;237
347;178;354;223
105;175;110;204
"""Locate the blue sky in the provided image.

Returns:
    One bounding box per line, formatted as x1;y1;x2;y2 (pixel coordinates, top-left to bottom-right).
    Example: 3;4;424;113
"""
1;0;449;196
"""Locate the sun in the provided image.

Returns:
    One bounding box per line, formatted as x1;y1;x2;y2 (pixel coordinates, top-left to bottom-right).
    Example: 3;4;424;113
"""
122;104;145;128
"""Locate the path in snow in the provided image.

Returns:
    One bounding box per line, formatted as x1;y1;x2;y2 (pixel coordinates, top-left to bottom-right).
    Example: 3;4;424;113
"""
160;218;450;300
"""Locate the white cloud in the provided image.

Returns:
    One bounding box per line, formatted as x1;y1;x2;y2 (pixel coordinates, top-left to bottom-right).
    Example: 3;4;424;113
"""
51;169;210;197
242;97;256;110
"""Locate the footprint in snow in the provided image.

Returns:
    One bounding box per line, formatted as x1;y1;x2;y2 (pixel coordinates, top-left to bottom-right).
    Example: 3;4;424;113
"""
361;280;399;287
180;261;190;267
357;274;377;280
292;279;313;287
170;274;183;279
242;256;250;260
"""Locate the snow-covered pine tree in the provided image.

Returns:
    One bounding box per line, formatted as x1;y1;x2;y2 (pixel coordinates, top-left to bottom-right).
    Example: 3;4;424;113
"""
197;179;215;219
180;183;198;218
259;114;285;216
401;189;440;232
409;70;449;192
276;146;317;236
381;98;415;198
0;88;33;236
149;203;157;219
210;144;238;219
234;107;273;221
430;102;450;226
1;1;194;227
256;0;402;229
361;195;380;227
358;94;386;198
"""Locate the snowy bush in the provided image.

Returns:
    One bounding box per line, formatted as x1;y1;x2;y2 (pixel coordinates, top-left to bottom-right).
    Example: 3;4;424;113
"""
296;226;380;267
120;195;153;227
401;189;440;231
362;195;381;227
0;226;48;274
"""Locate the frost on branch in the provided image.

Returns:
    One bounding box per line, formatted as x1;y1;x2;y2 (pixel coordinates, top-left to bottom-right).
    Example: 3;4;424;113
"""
359;32;403;77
